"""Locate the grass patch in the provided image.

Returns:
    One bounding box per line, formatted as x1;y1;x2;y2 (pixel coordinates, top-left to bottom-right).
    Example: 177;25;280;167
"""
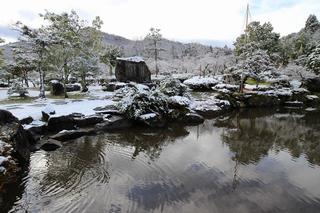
46;92;87;100
245;78;271;86
0;96;38;104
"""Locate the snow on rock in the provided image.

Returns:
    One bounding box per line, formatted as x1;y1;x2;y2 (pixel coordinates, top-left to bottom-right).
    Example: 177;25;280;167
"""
190;96;230;117
183;76;220;90
306;95;319;100
139;113;157;120
258;88;293;97
213;83;238;93
23;120;46;130
0;156;8;166
168;96;191;107
117;56;144;63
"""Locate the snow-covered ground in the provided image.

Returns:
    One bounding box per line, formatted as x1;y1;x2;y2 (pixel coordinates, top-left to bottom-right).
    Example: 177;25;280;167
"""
0;86;115;120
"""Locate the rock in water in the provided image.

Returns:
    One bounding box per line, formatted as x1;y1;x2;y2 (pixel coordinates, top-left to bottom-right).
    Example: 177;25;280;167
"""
302;77;320;92
115;57;151;83
0;110;33;162
42;105;56;121
40;139;62;151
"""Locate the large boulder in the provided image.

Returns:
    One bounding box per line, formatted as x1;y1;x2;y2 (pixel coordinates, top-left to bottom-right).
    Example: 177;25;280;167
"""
0;110;32;163
50;81;64;96
47;115;76;132
302;77;320;92
115;57;151;83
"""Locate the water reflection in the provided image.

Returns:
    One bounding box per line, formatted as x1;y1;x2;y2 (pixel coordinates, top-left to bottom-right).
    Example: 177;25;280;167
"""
217;108;320;166
5;109;320;212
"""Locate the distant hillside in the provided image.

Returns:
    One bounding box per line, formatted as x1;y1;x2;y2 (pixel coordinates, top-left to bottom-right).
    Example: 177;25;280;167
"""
0;31;234;75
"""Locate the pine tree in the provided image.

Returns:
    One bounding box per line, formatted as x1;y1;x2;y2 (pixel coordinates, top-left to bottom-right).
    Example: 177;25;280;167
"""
306;45;320;75
146;28;162;76
100;45;123;76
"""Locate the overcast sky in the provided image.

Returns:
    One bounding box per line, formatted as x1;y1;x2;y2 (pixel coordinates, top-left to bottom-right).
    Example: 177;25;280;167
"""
0;0;319;44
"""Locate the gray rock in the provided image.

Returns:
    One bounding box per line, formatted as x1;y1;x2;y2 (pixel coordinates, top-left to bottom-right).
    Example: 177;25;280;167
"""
138;113;166;128
74;115;104;127
0;110;32;162
95;116;132;131
50;81;64;96
102;82;127;92
302;77;320;92
47;115;76;132
40;139;62;151
20;116;33;125
50;129;96;142
115;57;151;83
180;113;204;125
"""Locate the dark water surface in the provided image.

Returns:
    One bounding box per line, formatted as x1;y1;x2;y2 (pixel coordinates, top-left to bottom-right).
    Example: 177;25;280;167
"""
4;108;320;213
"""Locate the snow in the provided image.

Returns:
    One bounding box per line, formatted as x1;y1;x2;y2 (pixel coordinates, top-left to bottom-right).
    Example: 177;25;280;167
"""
23;120;46;130
50;80;59;84
306;95;319;100
258;88;293;96
139;113;157;120
1;96;115;120
183;76;219;87
0;156;8;166
305;107;317;111
116;56;144;63
290;80;302;89
168;96;191;106
43;104;55;114
134;83;149;93
245;84;270;90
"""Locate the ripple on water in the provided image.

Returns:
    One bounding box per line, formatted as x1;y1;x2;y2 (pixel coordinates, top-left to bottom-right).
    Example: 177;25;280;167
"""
7;109;320;213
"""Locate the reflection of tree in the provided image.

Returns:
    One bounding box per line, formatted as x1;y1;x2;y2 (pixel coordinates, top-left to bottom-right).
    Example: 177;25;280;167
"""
111;124;189;160
217;109;320;167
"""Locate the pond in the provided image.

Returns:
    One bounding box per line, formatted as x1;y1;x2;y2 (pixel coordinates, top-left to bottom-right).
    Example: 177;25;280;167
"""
3;108;320;213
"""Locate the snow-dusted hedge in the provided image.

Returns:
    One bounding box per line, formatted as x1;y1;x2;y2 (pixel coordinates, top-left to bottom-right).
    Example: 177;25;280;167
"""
7;82;29;97
117;84;169;119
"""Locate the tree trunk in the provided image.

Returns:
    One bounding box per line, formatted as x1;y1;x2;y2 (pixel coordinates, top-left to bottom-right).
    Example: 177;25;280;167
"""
239;75;248;93
63;61;69;98
23;71;29;88
81;74;88;92
39;69;45;98
109;65;113;76
154;41;158;76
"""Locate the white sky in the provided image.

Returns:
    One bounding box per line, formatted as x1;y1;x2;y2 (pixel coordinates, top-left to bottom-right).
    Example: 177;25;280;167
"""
0;0;319;43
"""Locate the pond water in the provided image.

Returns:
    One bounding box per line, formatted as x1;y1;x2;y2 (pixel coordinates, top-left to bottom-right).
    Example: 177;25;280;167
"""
3;108;320;213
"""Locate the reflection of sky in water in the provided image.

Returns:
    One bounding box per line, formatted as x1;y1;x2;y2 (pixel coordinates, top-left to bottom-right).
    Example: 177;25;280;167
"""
8;110;320;213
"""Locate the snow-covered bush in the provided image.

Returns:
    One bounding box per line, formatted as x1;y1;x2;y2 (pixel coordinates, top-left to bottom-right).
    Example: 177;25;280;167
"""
117;83;169;119
7;82;28;97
